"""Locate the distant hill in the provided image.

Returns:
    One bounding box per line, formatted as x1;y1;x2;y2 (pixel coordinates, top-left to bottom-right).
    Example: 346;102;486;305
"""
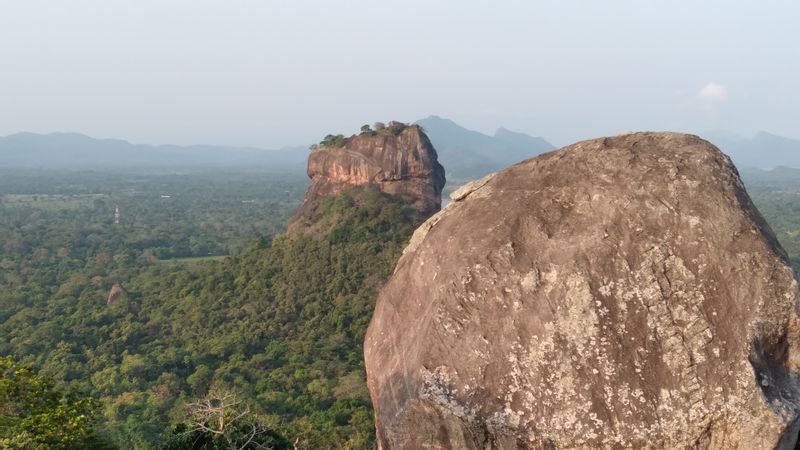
707;131;800;170
414;116;554;182
0;132;308;170
14;126;799;178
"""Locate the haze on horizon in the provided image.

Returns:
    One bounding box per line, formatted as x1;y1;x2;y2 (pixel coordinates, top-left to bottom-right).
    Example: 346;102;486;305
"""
1;0;798;149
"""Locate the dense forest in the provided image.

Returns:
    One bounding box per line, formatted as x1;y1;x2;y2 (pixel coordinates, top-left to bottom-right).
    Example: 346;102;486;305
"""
741;168;800;273
0;170;424;448
3;167;800;448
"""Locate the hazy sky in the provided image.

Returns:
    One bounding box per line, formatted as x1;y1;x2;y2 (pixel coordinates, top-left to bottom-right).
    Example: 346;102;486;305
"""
1;0;798;148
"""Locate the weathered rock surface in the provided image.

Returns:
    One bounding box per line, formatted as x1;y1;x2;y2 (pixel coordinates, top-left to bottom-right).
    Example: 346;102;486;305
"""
291;126;445;228
364;132;800;449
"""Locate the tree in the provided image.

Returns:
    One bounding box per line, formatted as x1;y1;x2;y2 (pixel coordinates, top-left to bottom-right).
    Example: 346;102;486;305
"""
162;390;290;450
318;134;347;148
372;122;385;131
359;124;371;134
385;121;407;135
0;356;112;449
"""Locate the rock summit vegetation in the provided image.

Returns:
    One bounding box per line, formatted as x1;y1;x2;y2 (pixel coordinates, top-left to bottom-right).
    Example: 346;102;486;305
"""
309;121;416;151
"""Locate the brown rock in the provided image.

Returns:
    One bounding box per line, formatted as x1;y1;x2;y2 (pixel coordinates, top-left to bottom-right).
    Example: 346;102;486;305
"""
290;126;445;229
107;283;125;305
364;132;800;449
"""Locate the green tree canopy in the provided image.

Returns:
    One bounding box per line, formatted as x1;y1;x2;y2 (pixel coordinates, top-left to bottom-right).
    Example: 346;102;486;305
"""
0;356;112;449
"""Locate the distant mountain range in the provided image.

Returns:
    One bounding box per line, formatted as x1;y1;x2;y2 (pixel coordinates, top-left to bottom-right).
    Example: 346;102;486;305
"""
704;131;800;170
0;120;558;184
3;123;798;177
0;132;307;170
415;115;555;181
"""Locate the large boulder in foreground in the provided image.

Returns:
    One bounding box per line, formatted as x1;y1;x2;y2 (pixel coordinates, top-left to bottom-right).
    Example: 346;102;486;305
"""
291;125;445;230
365;132;800;449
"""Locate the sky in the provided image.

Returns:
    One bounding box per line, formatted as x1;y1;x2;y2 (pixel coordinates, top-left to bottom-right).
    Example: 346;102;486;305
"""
1;0;798;148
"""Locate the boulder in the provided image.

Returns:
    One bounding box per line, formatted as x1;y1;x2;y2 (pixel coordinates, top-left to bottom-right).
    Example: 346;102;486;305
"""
364;132;800;449
107;283;125;305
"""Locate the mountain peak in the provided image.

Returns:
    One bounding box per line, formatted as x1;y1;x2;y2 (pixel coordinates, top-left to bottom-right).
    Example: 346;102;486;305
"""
415;115;473;134
415;116;554;180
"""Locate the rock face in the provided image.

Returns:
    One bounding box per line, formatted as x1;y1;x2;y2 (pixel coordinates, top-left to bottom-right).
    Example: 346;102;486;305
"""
292;126;445;226
364;132;800;449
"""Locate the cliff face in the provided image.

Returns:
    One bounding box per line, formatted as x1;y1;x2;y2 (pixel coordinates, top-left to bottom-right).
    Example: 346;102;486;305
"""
365;132;800;449
291;126;445;228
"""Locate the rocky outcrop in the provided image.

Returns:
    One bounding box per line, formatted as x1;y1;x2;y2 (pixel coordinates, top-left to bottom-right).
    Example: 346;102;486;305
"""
364;132;800;449
107;283;125;305
291;126;445;227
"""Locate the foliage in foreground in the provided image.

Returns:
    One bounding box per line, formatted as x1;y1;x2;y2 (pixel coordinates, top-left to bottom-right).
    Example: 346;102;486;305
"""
0;356;113;449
